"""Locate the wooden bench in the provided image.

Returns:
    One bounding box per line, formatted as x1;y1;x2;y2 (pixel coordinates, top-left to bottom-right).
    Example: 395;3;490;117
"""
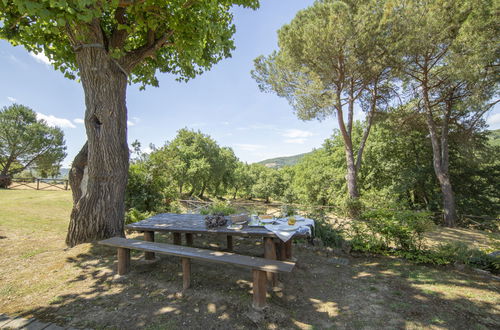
98;237;295;309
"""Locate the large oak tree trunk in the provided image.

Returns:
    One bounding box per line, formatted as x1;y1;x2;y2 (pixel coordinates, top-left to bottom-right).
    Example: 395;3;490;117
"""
66;46;129;247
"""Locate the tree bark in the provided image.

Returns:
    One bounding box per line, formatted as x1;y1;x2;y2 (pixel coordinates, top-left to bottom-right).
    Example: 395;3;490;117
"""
335;97;359;199
422;82;457;227
65;45;129;246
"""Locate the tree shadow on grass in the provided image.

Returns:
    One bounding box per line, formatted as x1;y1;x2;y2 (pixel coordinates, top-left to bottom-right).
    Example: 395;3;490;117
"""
20;234;500;329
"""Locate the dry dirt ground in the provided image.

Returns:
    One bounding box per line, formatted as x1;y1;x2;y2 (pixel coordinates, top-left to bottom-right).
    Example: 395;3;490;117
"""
0;190;499;329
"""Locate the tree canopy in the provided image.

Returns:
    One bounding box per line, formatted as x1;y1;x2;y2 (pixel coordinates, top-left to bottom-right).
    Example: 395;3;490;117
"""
252;0;395;201
0;103;66;179
0;0;259;85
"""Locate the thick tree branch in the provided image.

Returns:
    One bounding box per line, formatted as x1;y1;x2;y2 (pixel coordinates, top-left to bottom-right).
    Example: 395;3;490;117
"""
109;7;129;49
121;30;174;72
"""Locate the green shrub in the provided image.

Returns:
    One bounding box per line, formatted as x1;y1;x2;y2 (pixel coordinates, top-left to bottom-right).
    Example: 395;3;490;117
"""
305;209;345;247
200;201;236;215
400;242;499;274
126;162;178;213
125;208;154;225
341;197;364;219
350;208;434;252
0;175;11;188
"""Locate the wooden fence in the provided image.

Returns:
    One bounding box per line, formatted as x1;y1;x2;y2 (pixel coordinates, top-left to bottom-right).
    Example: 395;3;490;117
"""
9;178;69;191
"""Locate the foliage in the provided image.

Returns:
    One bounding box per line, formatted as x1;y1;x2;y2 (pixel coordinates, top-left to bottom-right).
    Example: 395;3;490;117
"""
125;208;154;225
153;129;239;198
400;243;499;275
125;141;178;213
250;164;285;202
362;108;500;218
199;201;236;216
0;104;66;178
305;209;345;248
350;208;434;252
0;175;11;188
489;129;500;147
390;0;499;226
252;0;395;199
0;0;259;86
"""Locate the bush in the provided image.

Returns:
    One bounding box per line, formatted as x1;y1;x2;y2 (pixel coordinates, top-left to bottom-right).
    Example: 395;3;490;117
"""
350;208;434;252
341;197;364;219
305;209;345;247
200;201;236;215
125;162;177;213
400;242;499;274
0;175;11;188
125;208;154;225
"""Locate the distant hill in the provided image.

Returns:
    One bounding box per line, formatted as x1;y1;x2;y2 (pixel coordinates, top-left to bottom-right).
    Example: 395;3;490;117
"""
257;152;310;168
489;129;500;147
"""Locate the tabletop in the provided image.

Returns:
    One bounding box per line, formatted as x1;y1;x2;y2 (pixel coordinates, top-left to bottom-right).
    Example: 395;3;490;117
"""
126;213;309;238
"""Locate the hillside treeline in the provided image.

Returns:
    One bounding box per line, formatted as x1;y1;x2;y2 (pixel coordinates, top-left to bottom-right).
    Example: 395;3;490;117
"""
126;108;499;222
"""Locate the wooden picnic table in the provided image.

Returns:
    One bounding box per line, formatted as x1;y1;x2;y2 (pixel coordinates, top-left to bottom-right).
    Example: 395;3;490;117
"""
126;213;308;266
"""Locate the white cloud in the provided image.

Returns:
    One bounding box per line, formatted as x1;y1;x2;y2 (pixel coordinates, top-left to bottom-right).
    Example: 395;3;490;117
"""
127;120;135;127
284;138;306;144
73;118;84;124
486;113;500;128
233;143;265;151
29;51;52;65
281;129;313;138
36;112;76;128
7;96;17;102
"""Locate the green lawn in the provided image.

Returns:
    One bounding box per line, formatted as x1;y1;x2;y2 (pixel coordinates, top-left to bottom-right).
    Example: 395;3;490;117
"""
0;189;499;329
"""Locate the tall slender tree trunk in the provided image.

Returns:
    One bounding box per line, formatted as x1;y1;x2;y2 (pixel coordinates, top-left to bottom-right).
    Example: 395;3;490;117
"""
422;84;457;227
336;98;359;199
66;46;129;246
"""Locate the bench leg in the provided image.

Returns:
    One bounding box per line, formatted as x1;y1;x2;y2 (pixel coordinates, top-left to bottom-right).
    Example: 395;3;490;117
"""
144;231;155;260
252;269;267;310
173;232;182;245
227;235;233;251
117;247;130;275
263;237;277;285
186;233;194;247
182;258;191;290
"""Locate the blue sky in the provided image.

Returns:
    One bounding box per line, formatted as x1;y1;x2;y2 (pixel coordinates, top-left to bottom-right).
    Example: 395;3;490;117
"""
1;0;499;167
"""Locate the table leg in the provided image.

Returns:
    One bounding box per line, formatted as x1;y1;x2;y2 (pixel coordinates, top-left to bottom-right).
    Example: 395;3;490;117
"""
278;241;287;261
263;237;277;285
285;240;293;259
227;235;233;251
173;232;182;245
185;233;194;247
144;231;155;260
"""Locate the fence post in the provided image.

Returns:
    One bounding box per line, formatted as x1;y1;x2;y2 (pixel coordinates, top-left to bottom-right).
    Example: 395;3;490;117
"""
65;180;68;190
36;179;40;190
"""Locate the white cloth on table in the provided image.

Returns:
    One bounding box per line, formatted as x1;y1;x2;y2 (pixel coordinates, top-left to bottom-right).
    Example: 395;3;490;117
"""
264;216;315;242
